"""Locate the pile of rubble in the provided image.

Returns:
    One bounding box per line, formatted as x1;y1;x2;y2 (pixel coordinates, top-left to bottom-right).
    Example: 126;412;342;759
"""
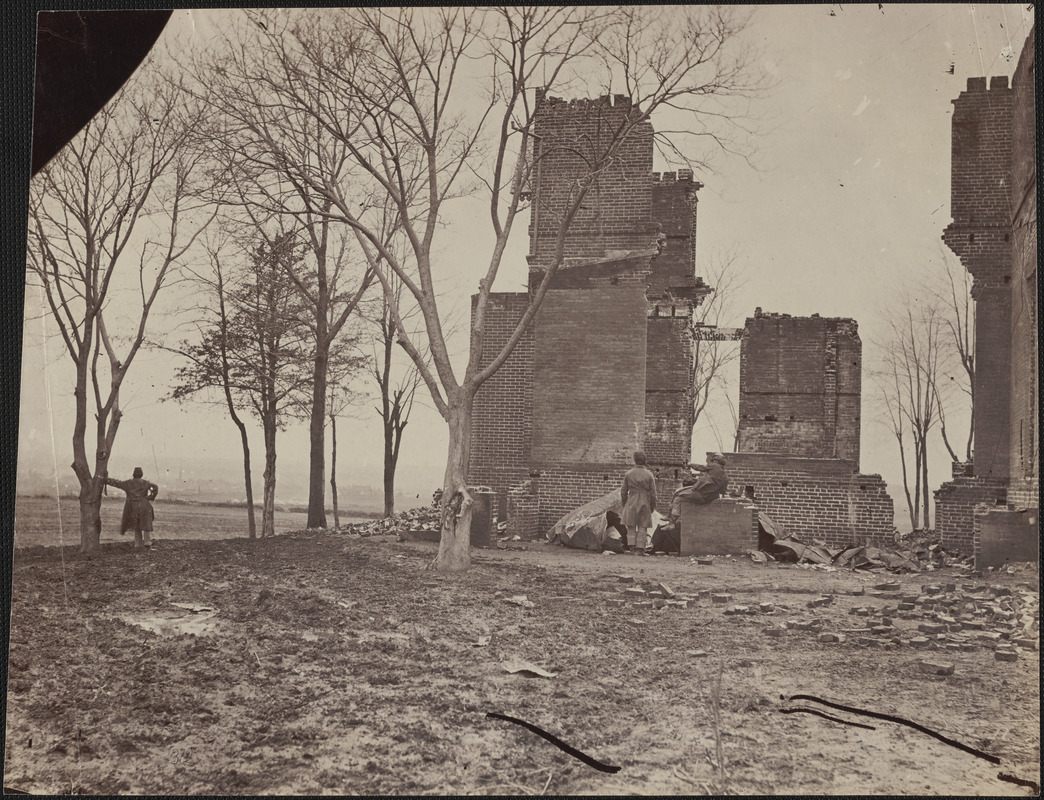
606;569;1040;664
760;514;972;573
334;494;443;538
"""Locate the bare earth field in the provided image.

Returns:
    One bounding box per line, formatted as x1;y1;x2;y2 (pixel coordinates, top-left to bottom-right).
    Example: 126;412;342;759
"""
3;511;1040;795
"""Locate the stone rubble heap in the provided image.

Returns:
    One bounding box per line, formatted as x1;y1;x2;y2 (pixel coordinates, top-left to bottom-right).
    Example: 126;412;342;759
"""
609;570;1039;667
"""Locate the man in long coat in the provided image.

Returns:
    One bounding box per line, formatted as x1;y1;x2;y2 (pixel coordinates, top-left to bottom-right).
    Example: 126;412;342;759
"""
621;451;656;555
105;467;159;549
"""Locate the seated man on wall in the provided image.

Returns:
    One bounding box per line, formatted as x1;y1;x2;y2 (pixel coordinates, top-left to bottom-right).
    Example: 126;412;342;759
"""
650;453;730;554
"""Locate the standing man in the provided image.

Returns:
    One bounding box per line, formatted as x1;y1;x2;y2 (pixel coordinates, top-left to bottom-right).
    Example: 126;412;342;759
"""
621;451;656;555
105;467;159;549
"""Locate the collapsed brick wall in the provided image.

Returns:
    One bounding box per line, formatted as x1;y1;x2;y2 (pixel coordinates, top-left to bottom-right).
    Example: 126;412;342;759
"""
942;75;1014;481
723;452;894;549
737;313;861;465
1008;33;1037;488
933;476;1008;553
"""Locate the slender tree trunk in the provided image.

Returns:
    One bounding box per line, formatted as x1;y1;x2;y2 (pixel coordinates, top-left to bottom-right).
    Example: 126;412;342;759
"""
920;437;931;531
261;415;277;538
306;343;329;529
329;410;340;529
234;417;257;538
383;419;395;518
431;396;475;573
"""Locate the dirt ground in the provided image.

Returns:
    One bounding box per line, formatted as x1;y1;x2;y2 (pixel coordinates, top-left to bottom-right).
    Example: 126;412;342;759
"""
3;530;1039;796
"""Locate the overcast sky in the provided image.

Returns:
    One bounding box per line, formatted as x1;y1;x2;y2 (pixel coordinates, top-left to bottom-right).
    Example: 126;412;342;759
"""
18;4;1034;525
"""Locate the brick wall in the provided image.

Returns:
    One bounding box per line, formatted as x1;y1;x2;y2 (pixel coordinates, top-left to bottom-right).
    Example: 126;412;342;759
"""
737;313;861;465
528;91;656;268
722;452;893;548
644;315;694;465
933;476;1009;553
973;504;1039;569
506;480;540;539
942;76;1014;481
468;292;533;510
942;76;1014;295
1008;30;1037;488
679;496;759;555
530;286;648;464
648;172;701;299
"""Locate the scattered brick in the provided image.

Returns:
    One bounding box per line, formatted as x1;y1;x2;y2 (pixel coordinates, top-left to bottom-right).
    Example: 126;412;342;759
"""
817;633;842;643
918;623;946;635
809;596;833;608
665;599;690;608
711;594;732;604
874;582;901;592
647;591;665;599
922;585;942;595
909;637;931;647
696;557;714;565
871;626;891;636
960;643;978;652
657;583;676;599
849;588;865;596
945;583;957;593
652;599;667;609
623;587;647;596
763;627;785;638
616;574;636;583
759;602;775;613
858;637;879;647
1012;638;1038;650
606;599;626;607
994;650;1018;662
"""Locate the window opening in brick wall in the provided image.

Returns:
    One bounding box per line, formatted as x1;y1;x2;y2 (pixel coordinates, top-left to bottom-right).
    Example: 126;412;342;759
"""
1004;275;1011;284
780;480;789;488
969;233;975;244
1004;233;1010;241
744;485;755;500
764;415;776;421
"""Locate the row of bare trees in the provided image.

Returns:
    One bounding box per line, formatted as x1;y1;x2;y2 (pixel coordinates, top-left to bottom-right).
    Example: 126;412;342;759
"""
874;251;976;531
27;6;768;570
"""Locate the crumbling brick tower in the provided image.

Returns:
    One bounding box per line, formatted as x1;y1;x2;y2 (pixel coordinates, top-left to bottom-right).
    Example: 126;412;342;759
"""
724;310;894;548
935;28;1038;566
468;90;711;536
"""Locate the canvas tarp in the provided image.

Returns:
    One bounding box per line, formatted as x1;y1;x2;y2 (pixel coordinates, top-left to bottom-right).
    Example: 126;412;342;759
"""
546;489;625;552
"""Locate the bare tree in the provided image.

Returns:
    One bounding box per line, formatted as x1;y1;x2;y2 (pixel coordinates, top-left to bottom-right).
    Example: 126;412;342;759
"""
25;62;212;554
185;28;377;530
197;7;765;571
925;247;975;463
690;248;747;430
372;289;423;518
874;302;947;530
166;237;259;538
170;234;314;537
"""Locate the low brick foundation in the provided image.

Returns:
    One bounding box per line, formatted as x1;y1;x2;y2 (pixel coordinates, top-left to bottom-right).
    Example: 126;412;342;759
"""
678;497;759;555
723;453;894;549
973;504;1040;568
934;476;1009;553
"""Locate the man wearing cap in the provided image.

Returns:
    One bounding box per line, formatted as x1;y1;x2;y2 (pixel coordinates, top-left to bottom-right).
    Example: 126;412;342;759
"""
621;451;657;555
104;467;159;549
687;452;729;504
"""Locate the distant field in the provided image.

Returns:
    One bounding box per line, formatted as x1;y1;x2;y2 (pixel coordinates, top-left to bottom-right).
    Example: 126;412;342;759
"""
12;495;370;548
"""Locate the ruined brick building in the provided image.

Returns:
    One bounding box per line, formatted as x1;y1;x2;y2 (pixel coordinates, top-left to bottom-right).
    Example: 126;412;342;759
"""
721;310;895;548
935;29;1038;565
468;90;711;535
